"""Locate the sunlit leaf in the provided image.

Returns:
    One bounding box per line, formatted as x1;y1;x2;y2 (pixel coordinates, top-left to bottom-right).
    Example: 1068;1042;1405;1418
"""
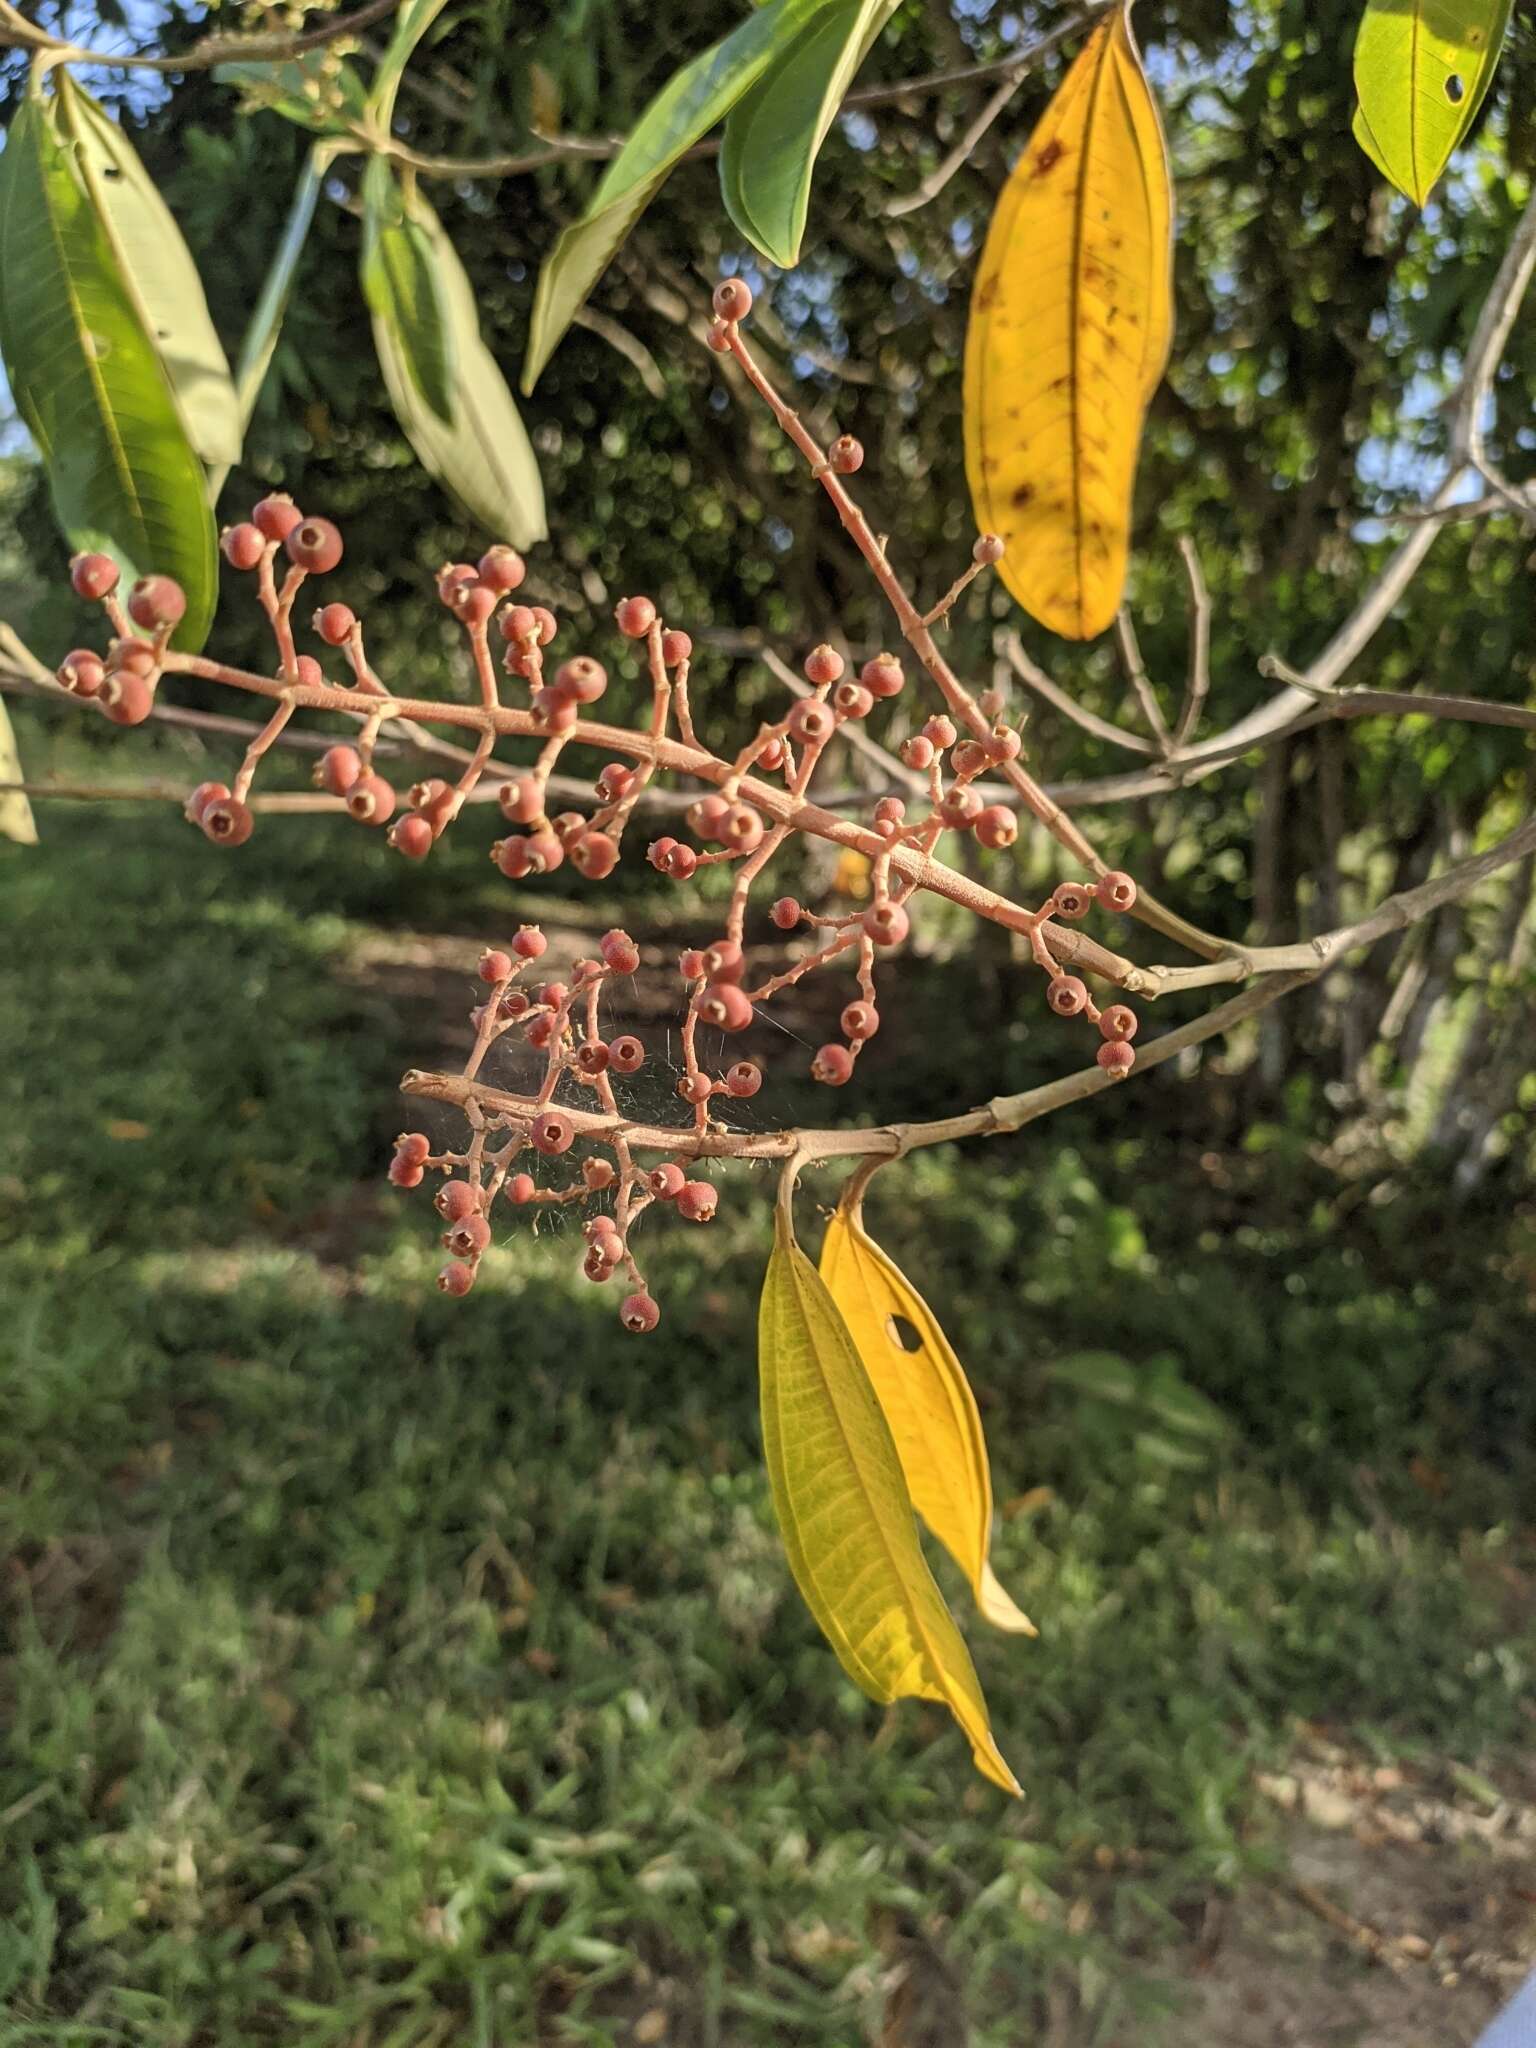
223;141;329;470
214;51;370;134
522;0;836;392
361;157;455;424
719;0;898;269
53;74;240;472
964;6;1173;641
821;1202;1035;1635
759;1204;1021;1793
367;0;451;129
1352;0;1512;207
0;93;217;650
363;168;546;546
0;701;37;847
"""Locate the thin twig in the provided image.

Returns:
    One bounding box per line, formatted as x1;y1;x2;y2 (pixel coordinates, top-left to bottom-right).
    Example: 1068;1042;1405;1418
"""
1003;632;1158;757
0;0;402;71
1170;537;1211;751
1113;608;1173;752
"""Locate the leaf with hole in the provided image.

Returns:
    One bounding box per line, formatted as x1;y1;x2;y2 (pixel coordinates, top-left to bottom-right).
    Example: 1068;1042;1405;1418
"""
759;1204;1021;1793
720;0;899;269
964;7;1173;641
0;91;217;650
1352;0;1512;207
522;0;837;391
820;1201;1035;1635
363;167;545;546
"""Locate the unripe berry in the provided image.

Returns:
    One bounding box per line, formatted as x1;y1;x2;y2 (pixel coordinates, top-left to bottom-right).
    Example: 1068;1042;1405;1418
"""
526;1012;559;1051
771;896;801;930
812;1043;855;1086
512;925;547;961
252;493;303;542
973;533;1006;565
952;740;989;779
757;735;787;771
1096;870;1138;913
499;776;543;825
600;929;641;974
1097;1039;1136;1078
832;682;874;722
829;434;864;474
663;843;698;880
437;1261;476;1297
1099;1004;1139;1043
987;726;1023;764
410;778;455;830
555;655;607;703
620;1291;660;1334
477;545;525;592
315;744;361;796
726;1059;762;1097
531;1110;575;1156
874;796;906;825
615;594;657;638
804;643;844;686
128;574;186;631
788;700;835;745
390;812;434;860
201;795;254;846
688;793;731;841
576;1040;610;1078
447;1215;492;1258
841;1000;880;1040
524;829;565;874
649;1163;687;1201
696;982;753;1032
609;1034;645;1074
108;637;157;679
507;1172;536;1205
923;715;958;751
531;684;578;734
538;982;569;1011
863;901;909;948
583;1157;617;1193
285;516;343;574
314;601;356;645
900;735;935;770
975;805;1018;851
660;629;692;667
493;836;533;879
70;551;119;600
479;948;514;983
703;937;743;983
220;523;266;571
677;1180;718;1223
57;649;105;697
677;1071;713;1104
1047;976;1090;1018
571;830;619;879
436;1179;478;1222
712;277;752;323
722;802;764;852
100;670;154;726
294;654;324;689
648;836;677;872
939;785;984;829
1051;881;1094;921
346;773;396;827
861;653;905;698
185;779;230;825
396;1132;431;1167
678;948;705;980
389;1156;425;1188
598;762;635;801
583;1242;618;1283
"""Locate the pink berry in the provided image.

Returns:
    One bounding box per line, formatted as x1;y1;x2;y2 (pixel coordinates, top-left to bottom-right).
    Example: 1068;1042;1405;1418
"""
703;938;743;983
874;797;905;825
524;830;565;874
688;794;731;841
900;735;934;770
677;1072;713;1105
829;434;863;474
1051;882;1094;921
725;1060;762;1097
923;716;958;751
396;1133;431;1167
722;802;764;852
252;494;303;542
479;949;514;983
803;644;844;686
615;595;657;638
526;1013;558;1051
511;926;547;961
531;1111;575;1156
647;837;677;872
609;1035;645;1074
840;1001;880;1041
988;726;1023;764
57;649;105;697
663;844;698;880
100;670;154;726
493;837;532;879
832;682;874;722
706;319;731;354
583;1242;618;1283
677;949;705;980
478;546;525;593
1097;1040;1136;1078
555;656;607;704
939;786;984;829
127;575;186;631
436;1179;478;1222
201;796;254;846
571;831;619;880
498;778;541;826
294;655;324;688
346;774;396;827
649;1163;687;1201
576;1041;610;1078
952;740;989;779
390;812;434;861
620;1291;660;1334
598;762;635;801
660;629;692;667
973;533;1006;565
696;983;753;1032
437;1262;476;1297
1097;870;1138;913
185;779;230;825
600;929;641;974
507;1173;536;1205
1099;1004;1139;1043
975;805;1018;850
108;638;156;678
220;523;266;570
771;897;800;930
447;1215;492;1259
1047;976;1090;1018
757;736;786;771
285;516;343;574
677;1180;718;1223
389;1156;424;1188
862;902;909;948
531;684;578;734
861;653;905;698
712;277;752;323
788;700;835;745
314;601;355;645
70;551;119;600
316;745;361;796
811;1043;854;1086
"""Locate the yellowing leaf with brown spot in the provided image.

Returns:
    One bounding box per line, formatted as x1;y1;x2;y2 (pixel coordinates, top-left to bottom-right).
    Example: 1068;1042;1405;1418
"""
759;1206;1020;1794
821;1202;1035;1636
964;6;1173;641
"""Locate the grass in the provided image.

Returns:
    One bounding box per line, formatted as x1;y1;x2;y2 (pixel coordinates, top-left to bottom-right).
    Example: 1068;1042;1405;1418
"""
2;742;1533;2045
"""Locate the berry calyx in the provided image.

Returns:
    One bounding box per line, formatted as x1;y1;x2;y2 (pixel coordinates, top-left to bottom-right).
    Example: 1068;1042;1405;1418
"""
531;1111;575;1156
201;795;254;846
285;517;343;574
127;575;186;631
609;1035;645;1074
811;1043;855;1086
862;901;909;948
70;552;119;601
712;277;752;323
620;1291;660;1334
829;434;864;474
346;773;396;827
1096;1040;1136;1078
1096;870;1138;913
1047;975;1089;1018
677;1180;718;1223
1099;1004;1139;1043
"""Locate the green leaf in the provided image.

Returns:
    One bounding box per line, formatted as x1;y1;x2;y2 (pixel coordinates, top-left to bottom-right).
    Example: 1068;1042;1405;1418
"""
367;0;451;130
1352;0;1512;207
360;157;455;425
759;1204;1021;1795
0;699;37;847
0;93;217;650
522;0;836;392
228;143;329;444
365;171;546;546
214;51;370;134
1046;1352;1141;1407
52;73;240;472
720;0;897;268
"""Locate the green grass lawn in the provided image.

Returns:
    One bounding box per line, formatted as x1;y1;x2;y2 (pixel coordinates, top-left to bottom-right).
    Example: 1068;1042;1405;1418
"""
3;744;1534;2045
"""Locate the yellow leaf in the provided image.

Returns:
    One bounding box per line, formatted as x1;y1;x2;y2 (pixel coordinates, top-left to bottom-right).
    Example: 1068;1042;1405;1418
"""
963;5;1173;641
759;1205;1020;1794
820;1203;1035;1637
0;700;37;846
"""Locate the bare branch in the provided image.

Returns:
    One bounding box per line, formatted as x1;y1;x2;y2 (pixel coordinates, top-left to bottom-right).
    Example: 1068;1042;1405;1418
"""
1113;608;1172;751
0;0;404;72
1002;632;1158;756
1170;537;1211;751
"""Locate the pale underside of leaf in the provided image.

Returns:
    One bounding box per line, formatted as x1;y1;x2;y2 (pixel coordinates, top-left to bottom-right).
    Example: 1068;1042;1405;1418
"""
213;53;371;134
759;1210;1021;1795
54;74;241;472
0;699;38;847
0;95;217;649
963;6;1173;642
819;1207;1035;1636
361;160;456;424
369;187;546;547
1351;0;1512;207
720;0;897;269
